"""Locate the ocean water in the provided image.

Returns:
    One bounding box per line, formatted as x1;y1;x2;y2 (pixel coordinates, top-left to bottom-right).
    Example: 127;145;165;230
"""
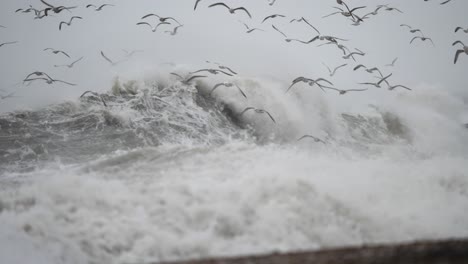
1;69;468;264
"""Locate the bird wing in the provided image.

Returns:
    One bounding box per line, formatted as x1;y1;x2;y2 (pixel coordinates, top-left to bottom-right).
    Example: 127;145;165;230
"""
271;25;287;38
353;64;366;71
70;56;84;66
208;3;231;10
233;7;252;19
322;11;340;18
59;21;67;30
137;22;152;29
210;83;227;95
454;49;464;64
141;14;159;19
347;88;368;92
315;78;333;86
235;84;247;98
185;75;207;83
453;40;465;47
301;18;321;35
170;72;184;79
377;73;392;85
264;110;276;124
86;4;96;8
455;27;462;33
53;79;76;86
239;107;254;116
100;51;115;65
40;0;54;8
409;36;420;44
70;16;82;23
194;0;202;10
59;51;70;58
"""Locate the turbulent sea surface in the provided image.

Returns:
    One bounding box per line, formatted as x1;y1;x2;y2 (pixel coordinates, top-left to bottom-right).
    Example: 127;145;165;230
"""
1;71;468;264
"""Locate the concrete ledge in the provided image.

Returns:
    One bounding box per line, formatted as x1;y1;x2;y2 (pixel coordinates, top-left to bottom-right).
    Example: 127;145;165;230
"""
154;239;468;264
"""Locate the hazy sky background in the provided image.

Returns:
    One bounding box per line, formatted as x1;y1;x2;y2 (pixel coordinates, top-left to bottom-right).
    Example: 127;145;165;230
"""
0;0;467;112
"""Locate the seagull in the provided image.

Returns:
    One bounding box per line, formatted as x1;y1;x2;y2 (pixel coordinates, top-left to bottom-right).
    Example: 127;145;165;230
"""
40;0;77;15
206;61;238;75
0;92;19;100
80;90;107;107
400;24;423;34
208;3;252;19
359;73;393;88
170;73;207;85
190;69;233;76
86;4;114;11
317;41;350;55
289;17;321;35
453;41;468;64
59;16;82;30
297;135;326;144
122;49;143;58
137;21;170;32
100;51;123;66
268;0;278;6
323;5;366;22
377;5;403;13
272;25;317;43
410;36;434;46
455;27;468;33
386;57;398;67
164;25;183;35
322;63;347;77
388;84;411;91
23;71;53;81
240;22;264;33
0;41;18;47
24;77;76;86
210;82;247;98
323;87;368;95
262;14;286;23
44;48;70;58
54;57;84;68
239;107;276;124
287;77;333;93
353;65;384;75
141;14;182;25
343;49;365;61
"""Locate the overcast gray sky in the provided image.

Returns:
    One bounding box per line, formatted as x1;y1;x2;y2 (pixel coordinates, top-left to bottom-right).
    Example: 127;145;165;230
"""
0;0;467;112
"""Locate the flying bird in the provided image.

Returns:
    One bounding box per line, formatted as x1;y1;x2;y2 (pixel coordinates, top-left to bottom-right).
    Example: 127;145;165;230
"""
190;69;233;76
262;14;286;23
141;14;182;25
388;85;411;91
137;21;170;32
210;82;247;98
359;73;393;88
287;77;333;93
100;51;124;66
170;73;207;85
239;107;276;124
386;57;398;67
59;16;82;30
80;91;107;107
206;61;238;75
86;4;114;11
272;25;318;43
240;22;264;34
455;27;468;33
0;41;18;47
410;36;434;46
322;63;347;77
453;41;468;64
297;135;326;144
54;57;84;68
323;87;368;95
208;3;252;19
165;25;184;35
44;48;70;58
